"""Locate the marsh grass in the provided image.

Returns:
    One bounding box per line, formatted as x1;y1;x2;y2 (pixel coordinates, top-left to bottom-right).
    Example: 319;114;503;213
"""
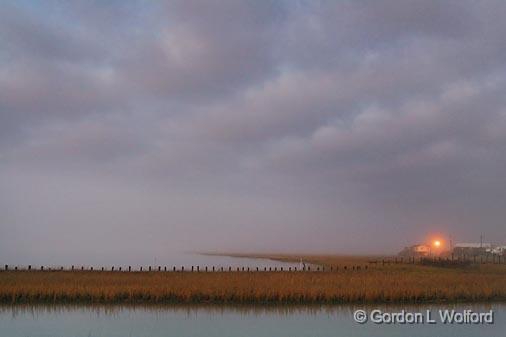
1;258;505;304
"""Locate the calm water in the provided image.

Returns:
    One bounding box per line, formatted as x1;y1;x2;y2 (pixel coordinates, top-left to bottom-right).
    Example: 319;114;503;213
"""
1;304;504;337
6;253;304;271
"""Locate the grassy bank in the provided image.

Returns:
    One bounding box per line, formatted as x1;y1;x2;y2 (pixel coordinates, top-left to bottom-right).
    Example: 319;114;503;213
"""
1;259;505;304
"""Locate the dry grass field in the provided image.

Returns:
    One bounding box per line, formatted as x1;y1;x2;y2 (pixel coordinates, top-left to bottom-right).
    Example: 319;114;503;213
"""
1;255;505;304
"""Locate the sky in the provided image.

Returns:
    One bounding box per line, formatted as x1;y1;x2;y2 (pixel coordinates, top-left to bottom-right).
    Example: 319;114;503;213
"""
1;1;506;265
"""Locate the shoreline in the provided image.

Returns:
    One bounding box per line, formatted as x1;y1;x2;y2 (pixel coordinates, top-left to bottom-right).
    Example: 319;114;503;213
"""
2;300;506;310
2;298;506;306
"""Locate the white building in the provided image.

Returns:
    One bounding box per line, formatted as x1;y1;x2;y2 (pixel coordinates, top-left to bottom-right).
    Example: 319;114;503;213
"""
454;243;492;249
453;243;492;256
398;244;431;257
491;246;506;255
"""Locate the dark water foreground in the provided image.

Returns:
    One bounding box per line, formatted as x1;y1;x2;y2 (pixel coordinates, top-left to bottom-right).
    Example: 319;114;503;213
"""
1;303;504;337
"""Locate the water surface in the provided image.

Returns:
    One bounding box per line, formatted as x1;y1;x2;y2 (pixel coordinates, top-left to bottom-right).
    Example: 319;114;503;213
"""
6;253;304;271
1;304;503;337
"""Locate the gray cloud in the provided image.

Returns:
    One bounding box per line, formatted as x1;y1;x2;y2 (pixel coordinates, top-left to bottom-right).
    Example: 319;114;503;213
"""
1;1;506;264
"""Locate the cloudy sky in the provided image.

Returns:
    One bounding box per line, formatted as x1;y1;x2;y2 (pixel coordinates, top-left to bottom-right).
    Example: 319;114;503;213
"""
1;1;506;264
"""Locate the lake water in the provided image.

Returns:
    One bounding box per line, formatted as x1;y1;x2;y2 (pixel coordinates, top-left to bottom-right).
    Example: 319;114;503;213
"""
150;253;304;270
6;253;305;271
1;304;504;337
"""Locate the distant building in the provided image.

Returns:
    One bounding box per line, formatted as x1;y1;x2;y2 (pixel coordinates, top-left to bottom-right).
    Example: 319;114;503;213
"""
398;244;431;257
490;246;506;256
453;243;491;257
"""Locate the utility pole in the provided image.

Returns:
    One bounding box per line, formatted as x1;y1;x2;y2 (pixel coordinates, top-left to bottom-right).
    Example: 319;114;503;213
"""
480;234;483;248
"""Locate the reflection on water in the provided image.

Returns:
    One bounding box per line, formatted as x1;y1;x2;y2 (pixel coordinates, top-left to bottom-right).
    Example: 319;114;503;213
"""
1;303;504;337
2;303;343;320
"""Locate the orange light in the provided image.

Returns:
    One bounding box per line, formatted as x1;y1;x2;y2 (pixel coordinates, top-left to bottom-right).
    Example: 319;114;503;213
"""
433;240;441;248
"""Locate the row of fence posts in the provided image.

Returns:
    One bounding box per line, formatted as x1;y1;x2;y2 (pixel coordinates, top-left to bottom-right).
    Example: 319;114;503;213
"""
2;264;369;272
374;254;505;265
4;255;503;272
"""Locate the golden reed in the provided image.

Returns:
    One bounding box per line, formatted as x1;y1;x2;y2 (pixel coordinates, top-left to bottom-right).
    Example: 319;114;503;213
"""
1;258;505;304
